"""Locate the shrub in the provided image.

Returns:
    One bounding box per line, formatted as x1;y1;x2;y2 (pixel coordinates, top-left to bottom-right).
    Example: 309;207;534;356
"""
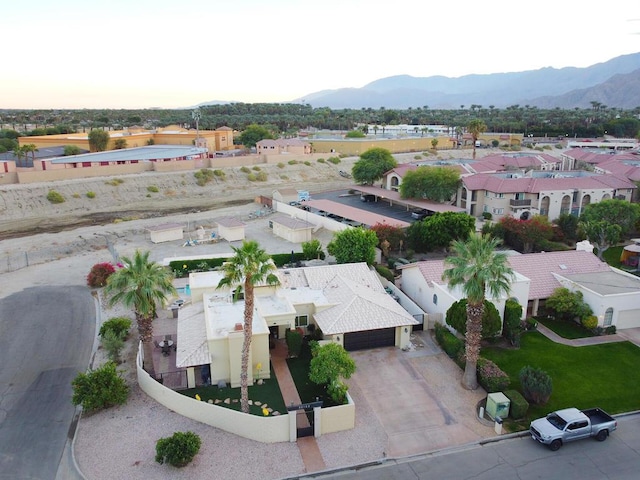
86;262;116;288
375;264;395;282
605;325;617;335
503;299;523;347
105;178;124;186
99;316;132;339
482;211;492;220
582;315;598;330
240;166;251;173
247;173;257;181
86;191;96;198
71;361;128;412
445;299;501;338
288;160;298;165
47;190;65;204
327;157;341;164
302;239;324;260
504;389;529;419
317;158;326;163
303;161;311;166
194;168;215;186
72;193;80;198
277;162;285;169
147;185;159;193
155;431;201;468
102;330;125;363
252;165;261;171
213;169;225;178
525;318;538;330
255;171;268;181
286;328;303;357
519;366;552;405
477;357;510;393
434;323;464;359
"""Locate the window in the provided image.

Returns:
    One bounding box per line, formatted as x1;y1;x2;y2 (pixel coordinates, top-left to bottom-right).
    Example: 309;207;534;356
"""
485;191;491;198
492;208;504;215
433;294;438;305
604;307;613;327
515;192;525;200
295;315;308;327
483;205;489;213
496;193;504;199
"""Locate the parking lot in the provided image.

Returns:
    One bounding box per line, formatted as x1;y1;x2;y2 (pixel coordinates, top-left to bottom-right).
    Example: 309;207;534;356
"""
311;189;418;224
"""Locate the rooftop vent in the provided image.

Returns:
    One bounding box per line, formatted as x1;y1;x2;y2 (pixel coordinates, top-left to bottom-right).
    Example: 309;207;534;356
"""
559;264;567;270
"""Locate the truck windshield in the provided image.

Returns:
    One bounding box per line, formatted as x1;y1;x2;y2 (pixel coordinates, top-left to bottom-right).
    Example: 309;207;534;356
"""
547;413;567;430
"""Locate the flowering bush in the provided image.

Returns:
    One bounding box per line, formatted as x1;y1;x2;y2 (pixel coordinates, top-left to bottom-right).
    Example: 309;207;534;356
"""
86;262;116;288
477;357;510;392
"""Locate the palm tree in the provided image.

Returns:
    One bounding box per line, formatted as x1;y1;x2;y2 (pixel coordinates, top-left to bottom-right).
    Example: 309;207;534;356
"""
467;119;487;159
217;240;280;413
12;145;26;167
21;144;39;165
105;250;176;378
442;234;514;390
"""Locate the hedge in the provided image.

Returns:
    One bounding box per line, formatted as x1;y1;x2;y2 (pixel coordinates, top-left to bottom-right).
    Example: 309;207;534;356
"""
477;357;510;393
504;389;529;419
434;323;464;359
169;252;306;277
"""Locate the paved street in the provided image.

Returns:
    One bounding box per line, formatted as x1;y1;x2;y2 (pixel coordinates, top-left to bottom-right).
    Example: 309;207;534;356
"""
309;414;640;480
0;285;95;479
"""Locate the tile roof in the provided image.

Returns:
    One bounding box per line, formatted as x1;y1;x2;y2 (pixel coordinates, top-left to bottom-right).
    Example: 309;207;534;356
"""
175;303;211;368
406;250;611;300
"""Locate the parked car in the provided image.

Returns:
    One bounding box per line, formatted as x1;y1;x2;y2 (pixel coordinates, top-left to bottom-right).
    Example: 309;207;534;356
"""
289;201;302;206
360;194;376;202
339;170;352;178
411;208;430;220
530;407;617;451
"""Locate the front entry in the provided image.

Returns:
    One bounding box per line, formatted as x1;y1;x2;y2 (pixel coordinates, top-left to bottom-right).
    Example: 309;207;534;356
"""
287;401;323;438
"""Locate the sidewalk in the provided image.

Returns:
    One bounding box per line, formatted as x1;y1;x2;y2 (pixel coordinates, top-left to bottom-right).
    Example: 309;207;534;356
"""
536;323;639;347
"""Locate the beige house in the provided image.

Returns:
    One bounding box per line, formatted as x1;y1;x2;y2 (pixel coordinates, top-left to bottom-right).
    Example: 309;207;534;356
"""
216;217;246;242
176;263;419;389
270;215;315;243
459;170;636;221
146;223;184;243
256;138;311;155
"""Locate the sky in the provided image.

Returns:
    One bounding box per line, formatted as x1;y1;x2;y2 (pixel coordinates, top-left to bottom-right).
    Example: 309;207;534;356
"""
2;0;639;110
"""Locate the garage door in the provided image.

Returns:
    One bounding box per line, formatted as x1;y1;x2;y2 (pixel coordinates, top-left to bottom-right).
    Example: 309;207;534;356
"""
344;328;396;351
616;310;640;329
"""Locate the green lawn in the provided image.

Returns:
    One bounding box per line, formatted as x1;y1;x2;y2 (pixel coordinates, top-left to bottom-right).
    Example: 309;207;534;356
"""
537;317;594;339
180;362;286;416
482;332;640;421
602;245;624;269
286;346;341;408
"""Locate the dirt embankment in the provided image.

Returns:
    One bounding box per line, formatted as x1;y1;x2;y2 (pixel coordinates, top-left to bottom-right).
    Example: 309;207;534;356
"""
0;160;357;239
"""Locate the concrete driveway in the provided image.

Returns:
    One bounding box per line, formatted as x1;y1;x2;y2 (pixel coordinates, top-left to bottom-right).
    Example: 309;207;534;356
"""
349;331;494;458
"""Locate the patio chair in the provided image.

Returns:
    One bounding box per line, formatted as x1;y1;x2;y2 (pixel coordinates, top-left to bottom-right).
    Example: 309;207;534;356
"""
165;334;172;342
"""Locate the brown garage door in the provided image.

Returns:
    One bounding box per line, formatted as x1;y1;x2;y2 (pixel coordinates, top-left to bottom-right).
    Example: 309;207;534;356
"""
344;328;396;351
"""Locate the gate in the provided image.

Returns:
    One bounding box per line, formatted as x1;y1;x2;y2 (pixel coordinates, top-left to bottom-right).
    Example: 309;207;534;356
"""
287;400;322;438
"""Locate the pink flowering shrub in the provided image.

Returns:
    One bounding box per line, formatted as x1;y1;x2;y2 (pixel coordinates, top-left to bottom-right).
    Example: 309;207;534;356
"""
87;262;116;288
477;357;510;392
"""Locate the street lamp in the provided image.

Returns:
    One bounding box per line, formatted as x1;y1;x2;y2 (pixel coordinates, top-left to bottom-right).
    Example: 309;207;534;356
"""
192;108;201;148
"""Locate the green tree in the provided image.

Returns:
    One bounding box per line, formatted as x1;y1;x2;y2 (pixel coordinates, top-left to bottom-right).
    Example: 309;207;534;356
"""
345;130;365;138
71;361;128;412
105;250;176;378
579;199;640;259
21;143;38;163
406;212;475;252
503;298;523;346
442;234;514;390
399;166;461;202
546;287;592;322
554;213;579;242
327;228;378;265
369;223;406;252
499;215;554;253
12;145;27;166
309;342;356;404
238;124;274;149
63;145;82;156
113;138;128;149
302;239;324;260
88;129;110;152
431;138;439;150
445;299;502;338
351;147;397;185
217;240;280;413
467;119;487;159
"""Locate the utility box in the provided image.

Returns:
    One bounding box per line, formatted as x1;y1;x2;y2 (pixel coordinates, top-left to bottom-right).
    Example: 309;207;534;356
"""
486;392;510;420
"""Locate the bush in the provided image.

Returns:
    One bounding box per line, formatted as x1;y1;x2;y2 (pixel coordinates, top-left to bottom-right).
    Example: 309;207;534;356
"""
155;431;201;468
327;157;341;164
255;171;268;181
445;299;501;338
147;185;159;193
605;325;617;335
105;178;124;186
247;173;257;181
71;361;128;412
519;366;552;405
194;168;215;186
302;239;324;260
240;166;251;173
102;330;125;363
525;318;538;330
86;262;116;288
286;328;303;358
72;193;81;198
47;190;65;204
375;264;395;282
482;211;492;220
434;323;464;359
503;299;523;347
277;162;285;168
317;158;326;163
252;165;261;171
99;316;132;339
288;160;298;165
86;191;96;198
213;169;225;178
477;357;510;393
504;389;529;419
582;315;598;330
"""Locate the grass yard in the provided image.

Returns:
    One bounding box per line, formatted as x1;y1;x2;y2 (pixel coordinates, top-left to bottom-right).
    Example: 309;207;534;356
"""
181;363;286;416
482;332;640;422
537;317;595;339
286;347;341;408
602;245;624;269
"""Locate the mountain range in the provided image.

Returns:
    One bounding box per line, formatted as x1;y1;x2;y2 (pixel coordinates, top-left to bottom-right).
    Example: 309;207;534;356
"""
288;53;640;110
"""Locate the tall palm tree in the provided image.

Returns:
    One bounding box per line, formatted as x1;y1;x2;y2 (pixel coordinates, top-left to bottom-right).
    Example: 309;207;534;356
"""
105;250;176;378
21;144;39;165
442;234;514;390
217;240;280;413
467;119;487;159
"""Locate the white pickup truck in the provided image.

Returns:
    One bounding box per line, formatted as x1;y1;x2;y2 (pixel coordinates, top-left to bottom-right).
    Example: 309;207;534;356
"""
530;407;617;451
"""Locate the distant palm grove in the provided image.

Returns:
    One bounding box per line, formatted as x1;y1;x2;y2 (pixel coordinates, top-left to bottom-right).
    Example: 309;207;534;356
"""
1;102;639;152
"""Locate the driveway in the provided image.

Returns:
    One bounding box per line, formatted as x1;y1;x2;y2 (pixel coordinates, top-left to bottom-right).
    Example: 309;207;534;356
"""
349;331;494;458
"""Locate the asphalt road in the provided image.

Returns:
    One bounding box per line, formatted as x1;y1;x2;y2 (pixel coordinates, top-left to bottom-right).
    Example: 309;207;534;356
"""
312;414;640;480
0;286;95;480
